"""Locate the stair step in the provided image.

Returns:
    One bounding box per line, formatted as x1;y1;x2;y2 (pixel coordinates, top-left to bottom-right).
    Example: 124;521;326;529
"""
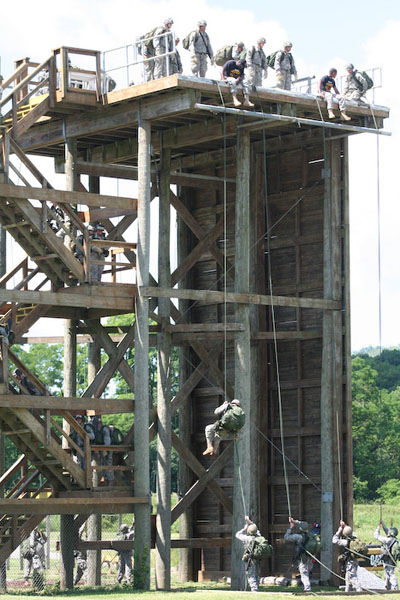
31;460;61;466
6;429;32;436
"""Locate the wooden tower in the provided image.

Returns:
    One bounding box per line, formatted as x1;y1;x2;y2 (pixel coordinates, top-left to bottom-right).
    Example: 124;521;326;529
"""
0;48;389;589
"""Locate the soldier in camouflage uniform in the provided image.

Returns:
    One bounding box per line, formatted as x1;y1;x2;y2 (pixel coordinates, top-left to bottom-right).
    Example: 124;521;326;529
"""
332;520;362;592
339;64;368;121
374;520;399;590
116;522;135;584
274;41;297;91
284;517;313;592
203;399;242;456
236;516;261;592
170;37;183;74
189;20;213;78
154;18;174;79
245;38;267;87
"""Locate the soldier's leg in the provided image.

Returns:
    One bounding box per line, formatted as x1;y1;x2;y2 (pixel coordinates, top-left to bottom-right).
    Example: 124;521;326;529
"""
24;558;32;581
298;560;311;592
254;66;263;87
191;53;199;76
154;55;165;79
117;553;125;583
204;423;217;455
348;562;362;592
246;563;259;592
103;451;114;484
283;71;292;90
74;561;84;585
125;552;133;582
199;54;208;78
390;567;399;590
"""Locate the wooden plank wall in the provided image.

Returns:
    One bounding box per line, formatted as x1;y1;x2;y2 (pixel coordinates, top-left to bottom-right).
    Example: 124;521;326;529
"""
181;134;350;579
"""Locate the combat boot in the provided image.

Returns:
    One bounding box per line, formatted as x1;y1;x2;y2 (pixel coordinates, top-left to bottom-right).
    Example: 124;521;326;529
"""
232;94;241;107
328;109;335;119
341;111;351;121
203;442;215;456
243;96;254;108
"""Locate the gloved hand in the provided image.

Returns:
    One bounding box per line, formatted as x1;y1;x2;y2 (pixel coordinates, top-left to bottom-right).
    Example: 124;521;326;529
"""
276;72;284;82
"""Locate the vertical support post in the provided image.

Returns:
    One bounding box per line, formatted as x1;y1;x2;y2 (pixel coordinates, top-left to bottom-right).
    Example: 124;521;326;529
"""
231;129;257;590
155;146;172;590
0;131;7;592
60;514;75;590
87;316;102;586
178;188;193;583
133;113;151;589
320;138;343;582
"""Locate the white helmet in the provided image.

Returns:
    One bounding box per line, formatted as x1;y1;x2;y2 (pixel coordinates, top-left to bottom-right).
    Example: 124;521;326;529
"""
164;18;173;25
198;20;207;27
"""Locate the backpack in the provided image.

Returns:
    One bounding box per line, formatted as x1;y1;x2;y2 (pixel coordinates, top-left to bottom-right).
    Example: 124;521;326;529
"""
389;538;400;562
214;45;234;66
137;27;158;55
110;425;124;445
266;50;294;73
219;404;245;433
354;70;373;91
182;31;198;50
349;538;369;560
249;536;273;561
302;532;321;556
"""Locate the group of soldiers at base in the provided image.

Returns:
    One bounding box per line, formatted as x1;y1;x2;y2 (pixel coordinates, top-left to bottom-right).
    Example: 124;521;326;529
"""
141;19;370;120
21;528;47;590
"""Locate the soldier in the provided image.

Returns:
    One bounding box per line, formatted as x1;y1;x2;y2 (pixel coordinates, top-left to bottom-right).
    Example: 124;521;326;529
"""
319;68;342;119
170;37;183;75
70;414;95;470
116;521;135;584
235;516;262;592
332;520;362;592
274;41;297;91
47;202;65;237
14;369;41;396
154;18;174;79
284;517;313;592
91;223;109;282
246;38;267;87
31;528;47;590
89;416;114;486
340;64;368;121
222;58;254;108
374;519;399;590
74;524;87;586
203;398;245;456
189;20;213;78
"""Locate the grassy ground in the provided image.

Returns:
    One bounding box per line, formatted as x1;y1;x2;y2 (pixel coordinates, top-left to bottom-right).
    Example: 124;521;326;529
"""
3;504;400;598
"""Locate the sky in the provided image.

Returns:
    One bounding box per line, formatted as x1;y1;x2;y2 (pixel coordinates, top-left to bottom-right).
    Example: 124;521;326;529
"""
1;0;399;351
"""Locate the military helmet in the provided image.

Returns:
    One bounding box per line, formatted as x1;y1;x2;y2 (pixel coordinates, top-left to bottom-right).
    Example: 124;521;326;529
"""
284;41;293;48
74;414;84;420
14;368;22;377
343;525;353;538
164;18;173;25
345;63;354;70
198;20;207;26
120;523;129;533
231;398;241;406
297;521;308;532
237;41;245;48
247;523;257;536
88;224;95;232
95;223;105;231
257;37;266;44
389;527;399;537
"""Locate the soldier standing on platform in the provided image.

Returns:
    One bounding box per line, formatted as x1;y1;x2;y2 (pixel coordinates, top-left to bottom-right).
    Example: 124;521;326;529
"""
189;21;214;78
154;18;174;79
246;38;267;87
274;41;297;90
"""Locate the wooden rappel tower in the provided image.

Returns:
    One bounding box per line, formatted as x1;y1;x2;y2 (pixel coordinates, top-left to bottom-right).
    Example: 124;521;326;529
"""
0;48;389;589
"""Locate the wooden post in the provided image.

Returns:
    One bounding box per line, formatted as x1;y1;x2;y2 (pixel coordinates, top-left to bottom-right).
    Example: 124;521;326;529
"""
320;138;343;582
231;129;257;590
60;514;75;590
133;115;151;589
87;316;102;586
155;146;172;590
0;135;7;592
178;188;193;583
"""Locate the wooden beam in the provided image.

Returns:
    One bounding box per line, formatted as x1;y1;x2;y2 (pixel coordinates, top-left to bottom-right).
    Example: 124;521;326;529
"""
0;183;136;210
140;286;341;310
0;395;133;413
0;496;147;514
0;288;135;310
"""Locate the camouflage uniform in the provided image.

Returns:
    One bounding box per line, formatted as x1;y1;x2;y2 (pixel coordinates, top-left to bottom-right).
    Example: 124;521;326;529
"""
154;25;174;79
204;400;231;454
340;70;367;109
246;45;267;87
374;525;398;590
190;29;213;77
274;50;297;90
235;525;261;592
170;43;183;74
332;529;362;592
31;530;47;591
284;529;312;592
70;417;95;470
74;549;87;585
116;526;134;583
144;48;155;82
